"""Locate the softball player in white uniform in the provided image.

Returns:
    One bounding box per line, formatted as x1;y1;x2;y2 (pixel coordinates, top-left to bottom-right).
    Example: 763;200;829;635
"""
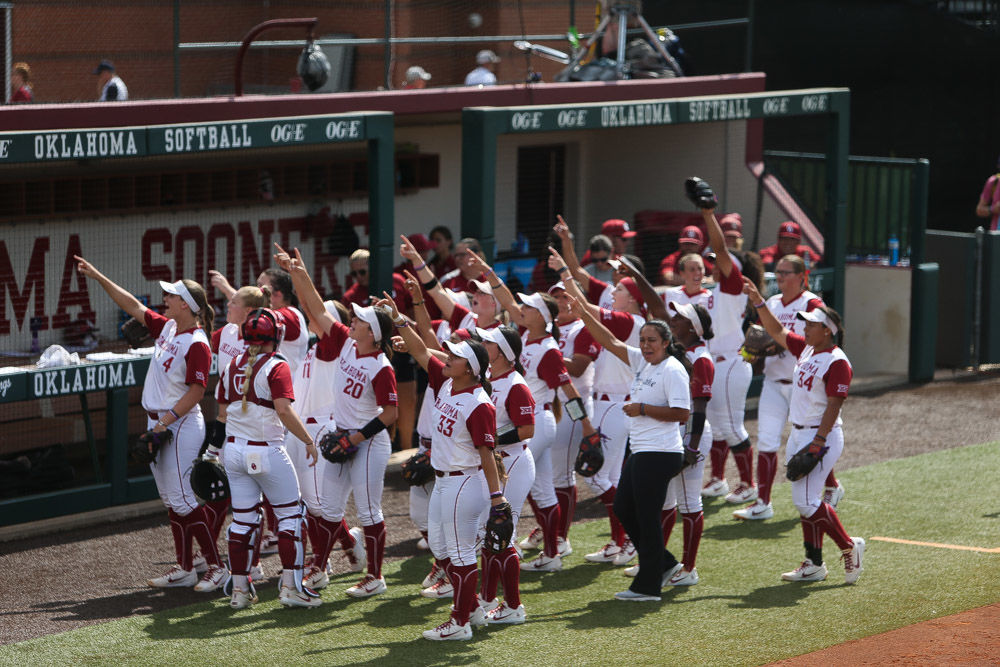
476;326;535;624
550;247;646;565
660;253;711;310
735;254;829;521
285;252;398;599
743;279;865;585
698;209;766;506
74;258;225;592
389;299;507;641
217;308;320;609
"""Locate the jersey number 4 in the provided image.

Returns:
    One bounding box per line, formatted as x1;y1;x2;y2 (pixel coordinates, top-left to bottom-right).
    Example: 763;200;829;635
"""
161;356;175;372
343;377;365;398
796;373;815;391
437;415;456;437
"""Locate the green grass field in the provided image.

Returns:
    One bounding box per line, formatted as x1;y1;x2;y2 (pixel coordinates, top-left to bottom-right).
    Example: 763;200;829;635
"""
3;442;999;666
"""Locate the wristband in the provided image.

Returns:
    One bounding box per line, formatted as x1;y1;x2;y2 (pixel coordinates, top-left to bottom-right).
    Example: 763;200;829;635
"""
565;396;587;422
497;424;521;445
393;316;406;327
814;433;826;441
360;416;388;440
753;301;765;308
490;282;502;290
413;261;427;272
490;491;503;499
639;403;645;416
558;266;570;274
208;420;227;449
156;419;168;428
422;276;439;290
168;409;180;420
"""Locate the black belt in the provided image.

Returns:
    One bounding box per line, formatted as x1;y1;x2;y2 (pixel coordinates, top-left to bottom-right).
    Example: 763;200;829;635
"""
227;435;268;446
792;424;820;430
776;379;793;385
500;444;528;458
435;465;482;477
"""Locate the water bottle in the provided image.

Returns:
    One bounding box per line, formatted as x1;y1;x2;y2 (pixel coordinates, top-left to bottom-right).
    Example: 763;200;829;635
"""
888;235;900;266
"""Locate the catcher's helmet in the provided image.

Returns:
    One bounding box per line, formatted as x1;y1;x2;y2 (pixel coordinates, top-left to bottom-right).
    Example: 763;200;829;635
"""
297;41;331;92
242;308;284;346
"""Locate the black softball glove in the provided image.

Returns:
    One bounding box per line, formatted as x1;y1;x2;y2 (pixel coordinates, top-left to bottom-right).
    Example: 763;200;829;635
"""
319;429;358;464
484;501;514;554
574;431;605;478
684;177;718;210
133;428;172;466
401;451;434;486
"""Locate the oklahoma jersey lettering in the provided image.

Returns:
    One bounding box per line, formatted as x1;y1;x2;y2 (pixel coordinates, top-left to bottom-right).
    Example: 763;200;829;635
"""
211;322;246;376
315;321;397;430
426;357;496;471
142;309;210;412
785;333;852;426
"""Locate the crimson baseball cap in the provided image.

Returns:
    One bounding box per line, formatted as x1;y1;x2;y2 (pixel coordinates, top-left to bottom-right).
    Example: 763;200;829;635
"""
679;225;704;246
407;233;433;253
601;219;637;239
778;221;802;239
720;214;743;238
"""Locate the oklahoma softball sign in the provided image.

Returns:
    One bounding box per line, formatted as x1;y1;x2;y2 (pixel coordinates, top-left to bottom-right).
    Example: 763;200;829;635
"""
0;357;149;404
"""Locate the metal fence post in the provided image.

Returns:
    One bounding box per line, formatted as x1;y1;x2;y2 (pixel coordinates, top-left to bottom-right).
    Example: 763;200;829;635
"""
107;387;129;505
973;226;984;370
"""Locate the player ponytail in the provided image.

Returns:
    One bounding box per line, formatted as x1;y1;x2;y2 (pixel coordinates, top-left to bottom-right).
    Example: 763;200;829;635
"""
692;303;714;341
538;293;561;344
374;307;395;360
182;279;215;335
467;339;492;397
235;285;269;311
818;306;845;347
645;319;693;374
241;344;261;413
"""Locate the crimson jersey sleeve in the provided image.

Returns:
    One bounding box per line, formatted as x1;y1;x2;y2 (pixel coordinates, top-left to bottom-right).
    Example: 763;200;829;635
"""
573;326;601;360
599;308;637;339
824;358;852;398
427;355;446;394
267;361;296;401
690;357;714;398
143;308;169;338
785;332;807;358
449;302;471;331
505;383;536;427
466;402;497;449
537;348;572;389
805;298;824;312
210;328;222;353
587;278;608;304
315;321;350;361
718;263;744;295
275;307;302;343
758;245;779;266
184;341;211;387
372;366;399;406
392;273;412;313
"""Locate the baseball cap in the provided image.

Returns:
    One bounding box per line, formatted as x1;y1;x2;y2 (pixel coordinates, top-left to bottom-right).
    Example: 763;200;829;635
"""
778;221;802;239
679;225;704;246
407;233;433;253
720;214;743;237
476;49;500;64
93;60;115;74
668;301;704;337
601;219;637;239
352;302;386;342
405;66;432;82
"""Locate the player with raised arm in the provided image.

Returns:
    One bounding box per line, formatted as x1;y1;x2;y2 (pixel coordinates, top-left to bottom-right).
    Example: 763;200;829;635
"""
75;257;225;592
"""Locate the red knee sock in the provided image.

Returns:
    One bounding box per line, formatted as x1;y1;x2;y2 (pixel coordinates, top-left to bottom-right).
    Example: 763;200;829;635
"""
204;499;230;542
535;504;562;557
277;524;304;571
449;564;479;625
554;486;577;538
498;546;521;608
363;522;386;578
809;503;853;550
681;511;704;569
660;507;677;546
599;487;625;546
420;530;428;542
337;519;354;550
757;452;778;504
480;549;500;602
825;470;839;487
732;446;754;486
709;440;729;480
227;528;255;576
800;513;824;550
312;516;344;569
167;509;193;571
305;513;323;565
183;506;221;566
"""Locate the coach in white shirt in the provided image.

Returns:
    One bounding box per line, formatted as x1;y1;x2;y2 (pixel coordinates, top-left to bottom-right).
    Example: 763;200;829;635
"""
465;50;499;86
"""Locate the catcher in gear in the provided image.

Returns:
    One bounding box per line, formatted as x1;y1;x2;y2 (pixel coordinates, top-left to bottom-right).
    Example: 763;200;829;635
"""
133;429;172;466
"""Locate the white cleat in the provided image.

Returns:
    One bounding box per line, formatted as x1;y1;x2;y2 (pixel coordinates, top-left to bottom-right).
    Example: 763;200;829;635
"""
519;554;563;572
725;484;758;505
422;619;472;641
420;578;454;599
279;585;322;608
303;564;329;590
487;602;527;624
701;477;730;498
824;482;846;508
518;527;544;551
193;564;229;592
733;499;774;521
667;567;699;586
557;536;573;557
614;589;661;602
259;531;279;555
661;562;683;587
611;539;637;566
781;558;828;582
148;565;197;588
192;552;208;575
623;564;639;577
249;563;266;583
421;562;446;589
229;587;257;609
346;574;387;598
842;537;865;585
416;536;430;550
346;527;367;573
584;542;623;563
468;604;488;627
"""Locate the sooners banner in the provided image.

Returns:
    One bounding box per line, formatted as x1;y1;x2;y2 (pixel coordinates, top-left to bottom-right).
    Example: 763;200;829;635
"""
0;204;356;352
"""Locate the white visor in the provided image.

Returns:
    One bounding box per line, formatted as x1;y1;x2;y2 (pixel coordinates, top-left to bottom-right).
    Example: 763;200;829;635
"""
668;301;704;338
352;302;385;342
444;340;481;376
607;258;622;271
324;299;344;324
547;281;566;294
160;280;200;313
796;309;838;336
517;292;551;324
477;326;515;362
469;279;501;310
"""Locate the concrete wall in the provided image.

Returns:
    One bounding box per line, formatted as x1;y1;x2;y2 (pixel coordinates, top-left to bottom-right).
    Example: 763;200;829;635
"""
843;264;911;375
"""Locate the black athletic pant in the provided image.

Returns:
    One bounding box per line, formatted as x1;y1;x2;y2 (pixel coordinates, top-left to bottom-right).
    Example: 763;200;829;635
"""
613;450;684;596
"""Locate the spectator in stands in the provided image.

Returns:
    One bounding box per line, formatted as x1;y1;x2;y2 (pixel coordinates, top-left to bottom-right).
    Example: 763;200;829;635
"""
94;60;128;101
342;249;371;306
584;235;616;283
395;233;433;274
600;219;636;258
720;213;744;251
529;229;566;292
441;237;487;292
428;225;456;277
465;50;500;86
660;225;714;286
402;66;432;90
757;221;822;272
10;62;33;103
975;155;1000;231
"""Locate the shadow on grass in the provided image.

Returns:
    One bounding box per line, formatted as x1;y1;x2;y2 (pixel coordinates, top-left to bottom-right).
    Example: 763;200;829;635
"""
726;580;837;609
516;560;604;593
701;517;800;541
527;597;666;630
4;586;204;624
304;636;486;666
